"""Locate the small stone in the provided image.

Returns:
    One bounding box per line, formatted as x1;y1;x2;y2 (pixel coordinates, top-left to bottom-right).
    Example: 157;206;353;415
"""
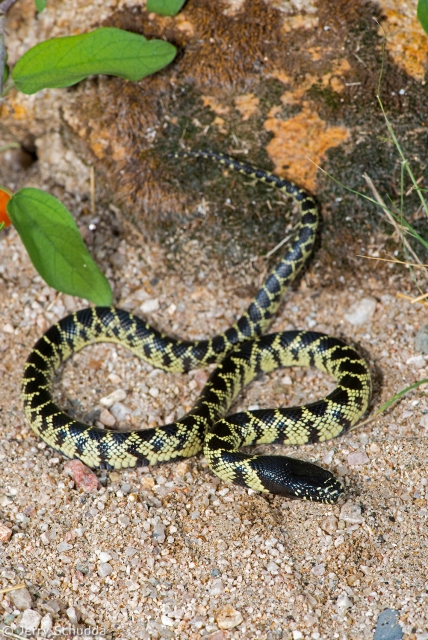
292;632;304;640
66;606;80;625
320;515;338;535
415;325;428;354
216;605;243;630
118;514;130;527
419;414;428;430
373;609;403;640
347;451;370;466
98;551;112;563
344;297;376;326
100;389;127;407
125;546;138;557
64;460;99;493
43;599;62;615
336;593;352;613
20;609;42;631
140;298;160;313
0;522;12;542
340;500;364;524
99;408;116;427
406;354;425;368
161;615;174;626
109;402;131;422
149;386;159;398
10;587;32;610
97;562;113;578
153;522;165;543
2;323;14;333
40;613;53;634
209;579;224;595
57;541;73;552
311;563;325;577
266;561;279;574
204;632;227;640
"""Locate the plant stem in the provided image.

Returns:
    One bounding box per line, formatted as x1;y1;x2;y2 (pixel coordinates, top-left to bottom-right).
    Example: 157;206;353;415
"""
0;0;18;94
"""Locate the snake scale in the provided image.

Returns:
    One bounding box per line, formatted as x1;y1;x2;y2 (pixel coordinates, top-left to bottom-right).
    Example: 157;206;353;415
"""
22;150;372;504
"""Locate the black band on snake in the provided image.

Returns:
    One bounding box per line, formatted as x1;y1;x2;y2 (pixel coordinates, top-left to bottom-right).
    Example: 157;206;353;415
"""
22;150;372;504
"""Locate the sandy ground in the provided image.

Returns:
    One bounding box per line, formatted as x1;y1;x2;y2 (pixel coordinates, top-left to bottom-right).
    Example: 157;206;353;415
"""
0;194;428;640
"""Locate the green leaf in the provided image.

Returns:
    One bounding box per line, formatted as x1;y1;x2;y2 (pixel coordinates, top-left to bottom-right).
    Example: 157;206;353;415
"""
11;27;176;95
146;0;186;16
35;0;48;11
418;0;428;34
6;188;112;305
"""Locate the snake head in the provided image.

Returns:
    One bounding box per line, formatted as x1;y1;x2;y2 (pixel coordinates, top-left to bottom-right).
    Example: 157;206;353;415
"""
251;455;344;504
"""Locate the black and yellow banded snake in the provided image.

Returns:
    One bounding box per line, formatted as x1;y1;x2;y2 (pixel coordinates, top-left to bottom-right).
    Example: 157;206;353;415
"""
22;150;372;504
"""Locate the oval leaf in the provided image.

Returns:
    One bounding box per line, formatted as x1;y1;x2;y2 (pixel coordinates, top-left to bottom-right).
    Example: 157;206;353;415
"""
147;0;187;16
12;27;176;95
7;188;112;305
418;0;428;34
35;0;48;11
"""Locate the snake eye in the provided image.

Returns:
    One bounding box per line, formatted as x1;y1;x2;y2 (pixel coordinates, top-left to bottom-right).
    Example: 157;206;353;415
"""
250;455;344;503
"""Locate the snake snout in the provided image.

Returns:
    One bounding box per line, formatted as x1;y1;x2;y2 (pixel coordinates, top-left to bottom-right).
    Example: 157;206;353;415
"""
251;455;344;503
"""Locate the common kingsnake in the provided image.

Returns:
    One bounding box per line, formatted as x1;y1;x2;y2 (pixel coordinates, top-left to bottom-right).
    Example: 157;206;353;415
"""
22;150;372;504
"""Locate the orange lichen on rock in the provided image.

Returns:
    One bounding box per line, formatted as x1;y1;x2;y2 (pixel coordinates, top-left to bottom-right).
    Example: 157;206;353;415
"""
379;5;428;81
201;96;230;116
272;58;351;105
264;104;350;191
234;93;259;121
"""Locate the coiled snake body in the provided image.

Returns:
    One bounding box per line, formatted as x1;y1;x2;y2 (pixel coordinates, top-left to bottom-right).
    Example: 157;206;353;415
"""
22;151;371;503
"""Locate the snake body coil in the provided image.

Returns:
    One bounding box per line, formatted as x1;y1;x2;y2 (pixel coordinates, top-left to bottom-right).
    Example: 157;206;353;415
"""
22;151;372;503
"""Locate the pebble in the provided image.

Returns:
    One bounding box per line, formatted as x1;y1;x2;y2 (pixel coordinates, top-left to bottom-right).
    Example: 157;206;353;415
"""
98;551;112;563
266;561;279;574
109;401;131;421
340;500;364;524
153;522;165;543
216;605;243;630
203;632;227;640
140;298;160;313
419;414;428;430
336;593;352;613
347;450;370;465
292;632;304;640
40;613;53;634
415;325;428;354
344;297;376;326
210;579;224;595
100;389;127;407
118;514;130;527
311;563;325;577
97;562;113;578
320;515;338;535
406;354;425;368
66;606;80;625
373;608;403;639
57;541;73;552
64;460;99;492
0;522;12;542
20;609;42;631
99;408;116;427
10;587;32;610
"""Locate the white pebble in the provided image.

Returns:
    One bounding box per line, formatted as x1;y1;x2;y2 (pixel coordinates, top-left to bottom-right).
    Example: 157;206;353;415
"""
100;389;127;407
282;375;292;385
140;298;160;313
149;386;160;398
343;297;376;326
2;323;14;334
41;613;53;634
293;632;304;640
161;615;174;626
57;542;73;552
266;561;279;574
66;606;79;625
109;402;131;421
99;408;116;427
336;592;353;613
419;415;428;430
210;579;224;595
347;451;369;466
20;609;42;631
340;500;364;524
153;523;165;543
10;587;32;610
311;563;325;576
97;562;113;578
406;354;425;368
322;449;334;464
118;515;130;527
98;551;112;563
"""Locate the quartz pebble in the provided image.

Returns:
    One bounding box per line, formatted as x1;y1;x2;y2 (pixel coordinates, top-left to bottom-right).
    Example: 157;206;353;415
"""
210;579;224;595
100;389;127;407
336;593;352;613
109;401;131;421
99;408;116;427
20;609;42;631
320;515;338;535
347;450;370;466
10;587;32;610
40;613;53;634
97;562;113;578
344;297;376;326
216;605;243;630
64;460;99;492
141;298;159;313
153;522;165;543
0;522;12;542
415;325;428;354
57;541;73;552
340;500;364;524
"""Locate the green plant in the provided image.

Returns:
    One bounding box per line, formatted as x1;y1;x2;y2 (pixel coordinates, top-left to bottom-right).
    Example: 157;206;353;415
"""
2;187;112;305
418;0;428;34
147;0;187;16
